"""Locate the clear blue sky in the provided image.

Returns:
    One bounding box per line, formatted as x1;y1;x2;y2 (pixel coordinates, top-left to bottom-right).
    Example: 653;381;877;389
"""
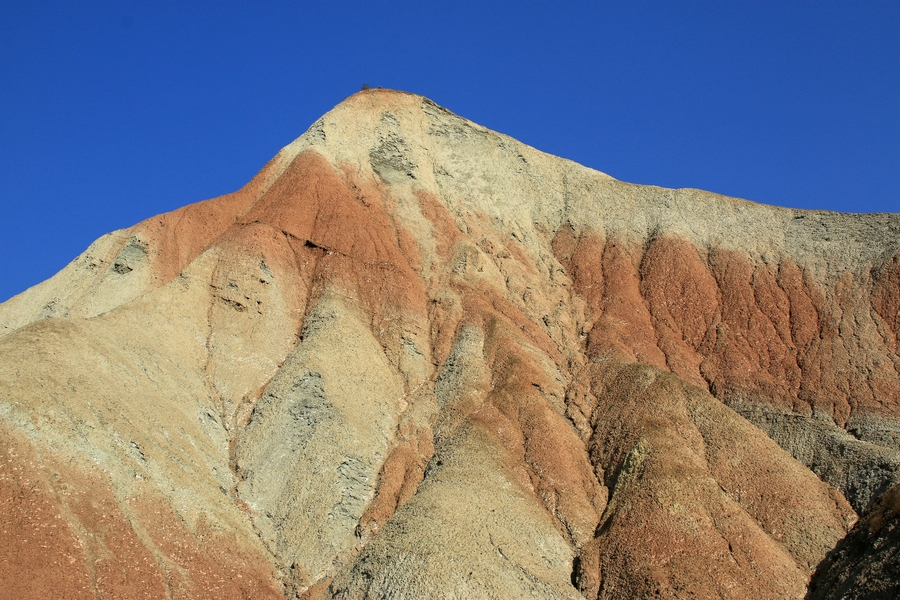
1;1;898;302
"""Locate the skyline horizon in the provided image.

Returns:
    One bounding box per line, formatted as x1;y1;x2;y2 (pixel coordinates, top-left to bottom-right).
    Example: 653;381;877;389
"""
2;2;897;302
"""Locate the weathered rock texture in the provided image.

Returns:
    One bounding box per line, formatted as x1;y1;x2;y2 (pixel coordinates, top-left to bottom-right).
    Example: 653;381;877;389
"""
807;482;900;600
1;89;898;599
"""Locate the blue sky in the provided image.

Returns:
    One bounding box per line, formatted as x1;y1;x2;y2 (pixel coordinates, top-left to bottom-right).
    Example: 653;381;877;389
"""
1;1;898;302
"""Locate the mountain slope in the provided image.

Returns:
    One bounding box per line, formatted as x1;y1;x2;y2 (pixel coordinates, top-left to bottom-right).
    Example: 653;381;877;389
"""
1;89;898;599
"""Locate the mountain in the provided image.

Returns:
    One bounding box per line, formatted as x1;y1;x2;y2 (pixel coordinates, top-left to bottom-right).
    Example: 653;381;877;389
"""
1;89;898;599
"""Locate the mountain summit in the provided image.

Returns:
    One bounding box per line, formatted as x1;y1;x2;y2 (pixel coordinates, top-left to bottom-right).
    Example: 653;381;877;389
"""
1;89;898;599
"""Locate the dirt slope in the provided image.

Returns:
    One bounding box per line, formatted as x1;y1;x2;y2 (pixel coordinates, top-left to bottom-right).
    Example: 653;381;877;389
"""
1;89;898;599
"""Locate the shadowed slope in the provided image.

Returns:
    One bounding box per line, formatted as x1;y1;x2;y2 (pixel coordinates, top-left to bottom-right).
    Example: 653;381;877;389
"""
807;482;900;600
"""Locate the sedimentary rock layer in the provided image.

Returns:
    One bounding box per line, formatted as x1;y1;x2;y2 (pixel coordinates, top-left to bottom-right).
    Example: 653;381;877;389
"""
1;89;898;599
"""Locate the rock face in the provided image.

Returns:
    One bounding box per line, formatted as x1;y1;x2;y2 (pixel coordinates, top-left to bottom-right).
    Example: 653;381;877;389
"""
0;89;898;599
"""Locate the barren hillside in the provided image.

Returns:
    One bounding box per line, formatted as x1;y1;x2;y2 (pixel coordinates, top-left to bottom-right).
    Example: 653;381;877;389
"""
1;89;898;599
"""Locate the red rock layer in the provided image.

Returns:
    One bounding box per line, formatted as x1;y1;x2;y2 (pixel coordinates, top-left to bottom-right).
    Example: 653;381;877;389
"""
0;426;282;600
873;254;900;351
554;228;900;426
119;154;282;287
237;150;428;331
570;363;854;599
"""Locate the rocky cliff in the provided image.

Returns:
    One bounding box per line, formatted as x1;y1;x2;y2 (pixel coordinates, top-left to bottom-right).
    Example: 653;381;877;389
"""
1;89;898;599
